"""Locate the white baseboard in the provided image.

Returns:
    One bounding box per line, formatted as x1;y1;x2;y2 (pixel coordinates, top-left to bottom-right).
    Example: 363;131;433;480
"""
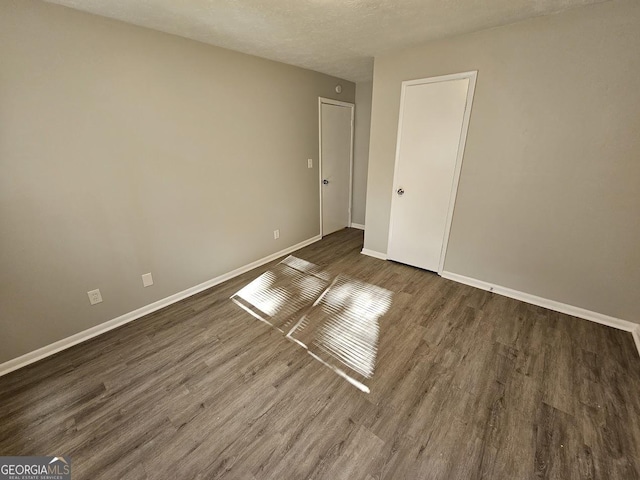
441;271;640;357
0;235;322;377
350;223;365;230
633;329;640;358
360;248;387;260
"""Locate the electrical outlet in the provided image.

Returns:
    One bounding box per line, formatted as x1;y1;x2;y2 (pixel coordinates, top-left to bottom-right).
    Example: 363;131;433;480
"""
142;273;153;287
87;289;102;305
307;158;313;169
274;229;280;240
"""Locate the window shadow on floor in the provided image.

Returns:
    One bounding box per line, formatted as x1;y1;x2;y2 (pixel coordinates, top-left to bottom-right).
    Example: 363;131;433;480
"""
231;255;393;392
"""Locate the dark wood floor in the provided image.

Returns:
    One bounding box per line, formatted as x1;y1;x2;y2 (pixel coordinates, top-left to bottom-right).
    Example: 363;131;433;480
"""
1;228;639;479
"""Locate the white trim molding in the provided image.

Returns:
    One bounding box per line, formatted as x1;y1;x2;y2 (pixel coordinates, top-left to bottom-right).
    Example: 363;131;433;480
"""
441;271;640;358
361;249;387;261
351;223;365;230
437;72;477;275
0;235;322;377
633;329;640;358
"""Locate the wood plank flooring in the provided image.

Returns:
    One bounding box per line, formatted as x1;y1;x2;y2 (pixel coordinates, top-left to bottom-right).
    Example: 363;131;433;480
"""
1;228;639;479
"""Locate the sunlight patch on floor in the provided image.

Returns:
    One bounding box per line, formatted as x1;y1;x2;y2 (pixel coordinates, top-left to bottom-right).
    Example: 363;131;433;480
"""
231;256;393;392
230;256;329;332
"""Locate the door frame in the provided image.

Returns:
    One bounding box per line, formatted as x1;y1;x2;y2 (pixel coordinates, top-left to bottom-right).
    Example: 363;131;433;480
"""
318;97;355;237
387;70;478;274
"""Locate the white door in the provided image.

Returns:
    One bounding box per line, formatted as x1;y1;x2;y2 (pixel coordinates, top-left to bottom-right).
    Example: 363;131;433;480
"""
388;73;475;272
320;100;353;236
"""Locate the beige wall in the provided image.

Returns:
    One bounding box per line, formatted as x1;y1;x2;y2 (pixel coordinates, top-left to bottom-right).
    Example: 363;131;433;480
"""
364;0;640;323
352;82;373;226
0;0;354;363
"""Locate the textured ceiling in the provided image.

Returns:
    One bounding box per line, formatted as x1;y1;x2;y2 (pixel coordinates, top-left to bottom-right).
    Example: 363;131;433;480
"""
45;0;607;82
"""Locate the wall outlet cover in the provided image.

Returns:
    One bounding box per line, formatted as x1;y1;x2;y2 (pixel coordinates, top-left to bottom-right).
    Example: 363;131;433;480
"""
88;289;102;305
142;273;153;287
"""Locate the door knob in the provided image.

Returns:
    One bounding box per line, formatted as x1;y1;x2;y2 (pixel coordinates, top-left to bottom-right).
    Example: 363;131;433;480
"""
397;188;405;196
323;179;329;185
